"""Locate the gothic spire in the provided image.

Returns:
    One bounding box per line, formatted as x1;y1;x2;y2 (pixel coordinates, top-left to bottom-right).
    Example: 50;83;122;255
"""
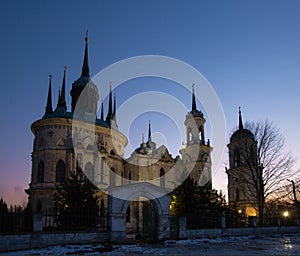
81;30;90;78
106;82;113;121
101;100;104;120
239;106;244;130
113;93;116;120
57;66;67;110
57;88;61;108
148;120;152;143
192;83;197;112
45;75;53;114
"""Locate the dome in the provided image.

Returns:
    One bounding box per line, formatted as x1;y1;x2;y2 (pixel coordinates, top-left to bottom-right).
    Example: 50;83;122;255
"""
72;76;98;91
230;128;254;142
134;142;152;155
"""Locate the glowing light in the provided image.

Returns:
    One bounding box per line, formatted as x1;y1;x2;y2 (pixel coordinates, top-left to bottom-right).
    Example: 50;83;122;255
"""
283;211;289;217
238;209;242;214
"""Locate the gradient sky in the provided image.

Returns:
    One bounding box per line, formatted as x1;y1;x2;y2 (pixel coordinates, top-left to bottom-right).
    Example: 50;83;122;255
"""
0;0;299;206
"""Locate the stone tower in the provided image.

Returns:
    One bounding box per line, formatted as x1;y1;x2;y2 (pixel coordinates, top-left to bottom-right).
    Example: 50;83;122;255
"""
226;108;258;217
26;33;127;213
180;84;213;188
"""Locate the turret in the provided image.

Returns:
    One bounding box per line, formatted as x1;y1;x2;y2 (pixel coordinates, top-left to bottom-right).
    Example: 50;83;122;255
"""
70;31;98;115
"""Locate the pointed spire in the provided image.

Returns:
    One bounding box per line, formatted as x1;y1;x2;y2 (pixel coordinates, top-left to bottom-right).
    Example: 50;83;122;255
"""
57;88;61;108
81;30;90;78
45;75;53;114
239;106;244;130
106;82;113;121
192;83;197;111
57;66;67;110
101;100;104;120
142;133;145;144
113;93;116;119
61;66;67;109
148;120;152;143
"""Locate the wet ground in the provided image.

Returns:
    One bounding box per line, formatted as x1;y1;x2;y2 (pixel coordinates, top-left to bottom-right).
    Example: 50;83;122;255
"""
2;233;300;255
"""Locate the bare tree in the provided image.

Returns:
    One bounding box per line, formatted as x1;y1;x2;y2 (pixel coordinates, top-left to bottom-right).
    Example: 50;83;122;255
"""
238;120;295;222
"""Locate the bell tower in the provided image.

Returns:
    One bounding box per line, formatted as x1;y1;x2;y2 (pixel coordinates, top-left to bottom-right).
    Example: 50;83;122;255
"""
180;84;212;188
226;108;258;216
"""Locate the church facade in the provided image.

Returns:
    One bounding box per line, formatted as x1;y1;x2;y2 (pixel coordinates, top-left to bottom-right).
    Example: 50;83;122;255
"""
26;33;213;240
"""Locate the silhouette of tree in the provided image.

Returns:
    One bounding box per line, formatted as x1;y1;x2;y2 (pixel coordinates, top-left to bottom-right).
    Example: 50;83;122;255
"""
54;163;100;230
170;177;229;217
238;120;295;223
0;198;8;232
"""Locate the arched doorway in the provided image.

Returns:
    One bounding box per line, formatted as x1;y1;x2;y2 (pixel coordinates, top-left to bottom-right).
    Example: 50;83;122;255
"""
108;182;170;242
125;199;158;241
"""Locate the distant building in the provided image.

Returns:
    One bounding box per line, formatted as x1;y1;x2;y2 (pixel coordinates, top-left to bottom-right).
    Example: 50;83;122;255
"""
226;109;258;217
25;33;213;240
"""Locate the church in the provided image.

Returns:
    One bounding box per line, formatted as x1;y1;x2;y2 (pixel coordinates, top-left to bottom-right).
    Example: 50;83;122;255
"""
25;33;213;240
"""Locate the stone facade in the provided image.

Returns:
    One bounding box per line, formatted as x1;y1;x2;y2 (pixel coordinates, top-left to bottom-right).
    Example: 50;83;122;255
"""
26;34;213;240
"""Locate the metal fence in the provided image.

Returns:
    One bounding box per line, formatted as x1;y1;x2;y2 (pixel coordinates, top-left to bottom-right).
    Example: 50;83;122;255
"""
185;215;299;229
0;212;32;233
42;210;109;232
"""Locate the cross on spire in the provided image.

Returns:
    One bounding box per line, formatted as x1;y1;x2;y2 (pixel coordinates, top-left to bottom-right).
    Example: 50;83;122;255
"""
192;83;197;111
148;120;152;143
239;106;244;130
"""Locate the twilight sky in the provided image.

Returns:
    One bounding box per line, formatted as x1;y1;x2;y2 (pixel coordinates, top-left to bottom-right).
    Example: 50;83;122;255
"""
0;0;299;206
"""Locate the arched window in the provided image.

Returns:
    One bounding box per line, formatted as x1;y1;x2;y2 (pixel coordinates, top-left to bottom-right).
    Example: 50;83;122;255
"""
200;126;205;144
56;160;66;182
233;149;240;167
126;206;131;223
110;167;115;186
160;168;165;188
236;187;240;202
37;161;44;183
189;132;192;142
85;162;94;182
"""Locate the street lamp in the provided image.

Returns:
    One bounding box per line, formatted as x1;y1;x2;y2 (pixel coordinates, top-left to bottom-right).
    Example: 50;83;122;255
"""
283;210;289;227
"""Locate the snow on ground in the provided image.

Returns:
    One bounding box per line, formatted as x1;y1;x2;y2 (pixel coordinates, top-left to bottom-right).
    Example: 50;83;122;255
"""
1;233;300;255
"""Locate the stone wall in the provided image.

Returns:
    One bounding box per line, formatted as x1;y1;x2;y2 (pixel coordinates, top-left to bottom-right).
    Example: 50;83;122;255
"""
187;226;300;239
0;232;109;253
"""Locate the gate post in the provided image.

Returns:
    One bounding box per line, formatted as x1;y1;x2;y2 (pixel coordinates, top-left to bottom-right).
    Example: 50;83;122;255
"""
220;215;226;229
178;216;187;239
157;214;170;240
108;195;126;242
33;212;43;232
